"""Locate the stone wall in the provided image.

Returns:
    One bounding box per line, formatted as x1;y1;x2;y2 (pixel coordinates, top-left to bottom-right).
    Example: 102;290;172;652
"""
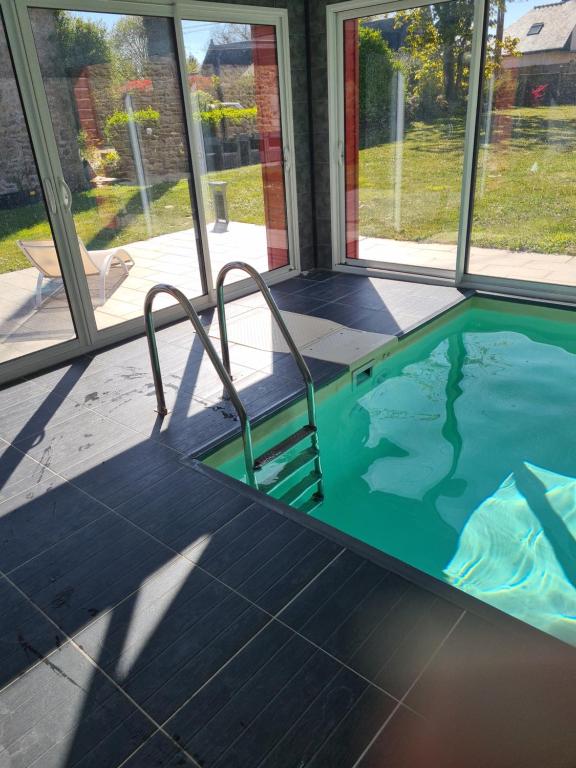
28;8;87;193
0;24;41;200
108;59;191;184
0;9;86;199
514;60;576;106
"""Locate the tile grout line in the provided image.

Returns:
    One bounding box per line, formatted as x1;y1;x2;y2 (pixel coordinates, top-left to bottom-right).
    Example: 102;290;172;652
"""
115;728;184;768
349;609;467;768
0;439;357;698
154;615;279;735
2;407;470;720
2;435;422;709
0;569;204;768
272;614;405;706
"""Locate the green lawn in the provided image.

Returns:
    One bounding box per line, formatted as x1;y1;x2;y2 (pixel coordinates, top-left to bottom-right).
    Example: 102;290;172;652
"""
0;166;264;275
359;105;576;255
2;105;576;276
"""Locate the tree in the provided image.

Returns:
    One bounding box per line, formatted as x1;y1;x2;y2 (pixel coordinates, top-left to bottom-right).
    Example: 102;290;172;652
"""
187;54;200;74
54;11;111;75
395;1;518;117
211;23;251;45
358;25;398;147
110;16;149;78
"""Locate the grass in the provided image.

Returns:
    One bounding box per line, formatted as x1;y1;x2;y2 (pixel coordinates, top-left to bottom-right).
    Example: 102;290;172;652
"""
0;166;264;275
2;104;575;275
358;104;576;255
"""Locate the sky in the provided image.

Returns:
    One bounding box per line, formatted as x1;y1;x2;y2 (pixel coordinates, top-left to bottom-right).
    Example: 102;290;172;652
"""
75;1;545;62
505;0;541;26
71;11;225;65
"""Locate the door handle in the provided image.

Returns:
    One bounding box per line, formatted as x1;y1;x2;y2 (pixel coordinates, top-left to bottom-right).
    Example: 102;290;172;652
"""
59;178;72;211
43;177;57;215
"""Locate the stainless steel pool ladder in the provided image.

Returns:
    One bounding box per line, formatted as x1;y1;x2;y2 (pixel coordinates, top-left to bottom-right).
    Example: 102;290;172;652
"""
144;264;323;510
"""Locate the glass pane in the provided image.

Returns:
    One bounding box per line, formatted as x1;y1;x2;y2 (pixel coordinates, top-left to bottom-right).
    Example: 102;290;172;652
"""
181;19;289;281
0;13;76;363
344;3;473;270
468;0;576;285
29;9;205;329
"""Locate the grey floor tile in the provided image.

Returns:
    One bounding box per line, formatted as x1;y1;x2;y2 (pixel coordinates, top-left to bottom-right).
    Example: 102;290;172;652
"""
305;682;397;768
116;466;255;554
0;441;59;503
278;550;459;696
12;410;134;474
300;273;368;298
0;390;86;444
10;512;174;635
122;591;270;723
121;731;196;767
0;642;154;768
61;433;181;507
164;620;393;768
26;355;107;395
0;575;65;691
355;705;430;768
405;612;576;767
0;377;48;412
0;476;108;573
75;556;271;724
89;389;241;458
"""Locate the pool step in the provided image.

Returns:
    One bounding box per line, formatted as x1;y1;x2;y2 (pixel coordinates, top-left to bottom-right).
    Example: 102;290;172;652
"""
260;447;319;495
253;425;317;470
298;495;324;515
280;471;324;508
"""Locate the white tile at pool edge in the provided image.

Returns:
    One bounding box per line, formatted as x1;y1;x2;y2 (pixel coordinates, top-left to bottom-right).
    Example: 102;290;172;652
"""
206;308;342;353
300;328;397;366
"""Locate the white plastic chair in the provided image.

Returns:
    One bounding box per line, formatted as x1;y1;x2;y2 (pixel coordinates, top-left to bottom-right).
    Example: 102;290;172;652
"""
17;238;134;307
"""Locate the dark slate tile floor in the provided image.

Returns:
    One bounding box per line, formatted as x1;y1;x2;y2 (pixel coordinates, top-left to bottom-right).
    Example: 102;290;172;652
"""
0;272;573;767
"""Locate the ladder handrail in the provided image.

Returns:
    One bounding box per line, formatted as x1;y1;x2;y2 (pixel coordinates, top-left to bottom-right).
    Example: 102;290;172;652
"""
144;283;256;486
216;262;318;430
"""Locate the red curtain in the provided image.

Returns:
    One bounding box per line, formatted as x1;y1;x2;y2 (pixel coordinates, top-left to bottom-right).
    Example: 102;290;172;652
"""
251;25;289;270
343;19;360;259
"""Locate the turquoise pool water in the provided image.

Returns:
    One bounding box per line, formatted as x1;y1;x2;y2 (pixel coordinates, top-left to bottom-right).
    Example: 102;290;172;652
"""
206;297;576;645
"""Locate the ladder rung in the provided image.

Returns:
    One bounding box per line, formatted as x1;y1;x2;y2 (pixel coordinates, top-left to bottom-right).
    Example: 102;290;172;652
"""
299;495;324;514
280;471;322;508
260;447;319;494
254;425;316;470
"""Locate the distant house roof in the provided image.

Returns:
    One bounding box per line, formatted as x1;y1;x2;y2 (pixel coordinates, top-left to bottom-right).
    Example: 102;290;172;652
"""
504;0;576;54
362;17;407;51
201;40;254;72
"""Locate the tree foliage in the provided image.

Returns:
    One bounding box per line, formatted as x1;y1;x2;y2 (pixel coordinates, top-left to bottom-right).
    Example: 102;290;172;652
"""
110;16;149;79
211;23;251;45
394;1;519;117
359;25;398;147
54;11;111;75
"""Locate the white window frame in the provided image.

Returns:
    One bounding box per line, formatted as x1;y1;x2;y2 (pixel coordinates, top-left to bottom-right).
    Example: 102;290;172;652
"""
0;0;300;384
326;0;576;304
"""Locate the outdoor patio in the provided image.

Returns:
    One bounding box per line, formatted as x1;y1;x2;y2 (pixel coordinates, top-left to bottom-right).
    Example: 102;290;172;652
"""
0;222;270;364
360;237;576;282
4;225;576;364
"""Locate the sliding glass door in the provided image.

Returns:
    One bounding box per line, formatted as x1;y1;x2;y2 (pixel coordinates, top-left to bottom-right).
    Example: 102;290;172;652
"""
181;16;291;283
27;6;207;329
339;1;473;274
466;0;576;287
0;8;77;363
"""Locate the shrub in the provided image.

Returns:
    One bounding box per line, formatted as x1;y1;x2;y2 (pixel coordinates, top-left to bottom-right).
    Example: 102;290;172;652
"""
104;106;160;143
100;149;121;176
198;106;258;129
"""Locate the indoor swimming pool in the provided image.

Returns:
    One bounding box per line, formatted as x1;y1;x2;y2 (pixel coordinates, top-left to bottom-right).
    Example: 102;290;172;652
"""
206;297;576;645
